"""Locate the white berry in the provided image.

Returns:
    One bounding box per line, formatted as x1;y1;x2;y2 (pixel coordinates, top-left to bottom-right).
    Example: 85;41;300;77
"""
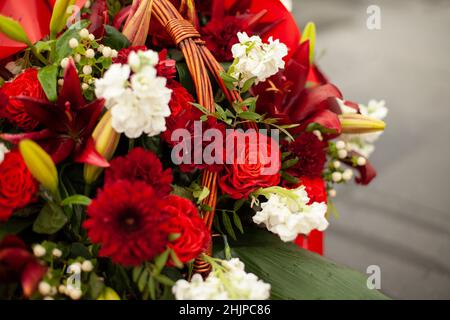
88;33;95;41
69;38;79;49
79;28;89;39
82;65;92;75
85;49;95;59
102;46;112;58
81;260;93;272
335;140;346;149
357;157;367;166
52;248;62;258
337;149;348;159
38;282;51;296
329;189;337;197
33;244;46;257
342;169;353;181
60;57;69;69
332;172;342;182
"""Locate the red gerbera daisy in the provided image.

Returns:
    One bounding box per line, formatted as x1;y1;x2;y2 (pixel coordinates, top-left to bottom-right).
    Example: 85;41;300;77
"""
83;180;170;266
104;147;173;198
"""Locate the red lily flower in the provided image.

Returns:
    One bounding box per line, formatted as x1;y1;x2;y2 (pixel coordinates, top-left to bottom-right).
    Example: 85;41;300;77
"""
0;0;86;60
253;41;343;139
1;60;108;167
0;235;46;298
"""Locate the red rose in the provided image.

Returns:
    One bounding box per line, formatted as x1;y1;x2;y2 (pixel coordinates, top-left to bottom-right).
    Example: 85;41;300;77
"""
219;131;281;199
0;151;39;221
162;195;210;265
105;147;173;198
0;68;47;131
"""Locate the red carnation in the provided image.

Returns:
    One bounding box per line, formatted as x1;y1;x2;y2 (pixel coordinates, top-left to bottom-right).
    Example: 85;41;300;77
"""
219;131;281;199
105;147;173;198
201;16;251;61
165;81;195;119
0;68;47;131
113;47;176;81
0;150;39;221
283;132;326;180
162;195;210;265
84;180;171;266
113;45;147;64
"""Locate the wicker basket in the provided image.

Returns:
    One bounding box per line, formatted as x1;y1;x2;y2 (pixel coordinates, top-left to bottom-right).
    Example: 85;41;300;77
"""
122;0;258;275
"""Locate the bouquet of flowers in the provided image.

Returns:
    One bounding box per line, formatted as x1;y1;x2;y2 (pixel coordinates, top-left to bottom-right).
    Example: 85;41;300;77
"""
0;0;388;300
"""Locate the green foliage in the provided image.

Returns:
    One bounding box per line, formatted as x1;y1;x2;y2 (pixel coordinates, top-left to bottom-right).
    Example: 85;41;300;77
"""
215;228;390;300
33;202;68;234
38;65;58;101
55;20;90;62
103;25;130;50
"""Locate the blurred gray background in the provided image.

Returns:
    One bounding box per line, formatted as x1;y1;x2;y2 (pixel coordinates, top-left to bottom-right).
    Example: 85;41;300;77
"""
292;0;450;299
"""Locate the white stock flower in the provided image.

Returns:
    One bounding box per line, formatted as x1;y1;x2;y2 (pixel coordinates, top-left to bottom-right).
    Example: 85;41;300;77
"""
253;186;328;242
230;32;288;86
95;64;130;104
337;99;388;158
0;143;9;164
172;258;270;300
95;50;172;138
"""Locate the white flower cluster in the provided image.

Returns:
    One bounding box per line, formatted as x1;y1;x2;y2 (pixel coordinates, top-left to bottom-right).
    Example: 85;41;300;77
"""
253;186;328;242
0;142;9;164
95;49;172;138
338;99;388;158
230;32;288;86
172;258;270;300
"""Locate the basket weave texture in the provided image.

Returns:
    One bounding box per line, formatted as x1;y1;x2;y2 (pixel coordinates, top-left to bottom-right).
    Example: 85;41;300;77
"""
122;0;258;275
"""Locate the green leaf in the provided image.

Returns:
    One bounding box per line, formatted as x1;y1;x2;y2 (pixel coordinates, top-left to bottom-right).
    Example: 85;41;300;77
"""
61;195;92;206
33;202;68;234
171;185;194;201
154;274;175;286
87;273;105;299
219;71;238;84
132;266;144;282
238;111;261;121
103;25;130;50
221;213;236;240
55;20;90;62
154;249;170;275
232;211;244;234
38;65;58;102
0;218;33;241
281;157;299;170
34;40;53;53
137;269;149;292
215;228;390;300
241;76;256;93
280;171;300;184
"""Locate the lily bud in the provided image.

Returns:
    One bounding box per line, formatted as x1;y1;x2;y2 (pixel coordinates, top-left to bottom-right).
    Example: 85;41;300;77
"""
300;22;316;65
339;113;386;134
0;15;32;46
19;139;58;194
49;0;75;38
97;287;120;300
122;0;152;46
84;111;120;184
